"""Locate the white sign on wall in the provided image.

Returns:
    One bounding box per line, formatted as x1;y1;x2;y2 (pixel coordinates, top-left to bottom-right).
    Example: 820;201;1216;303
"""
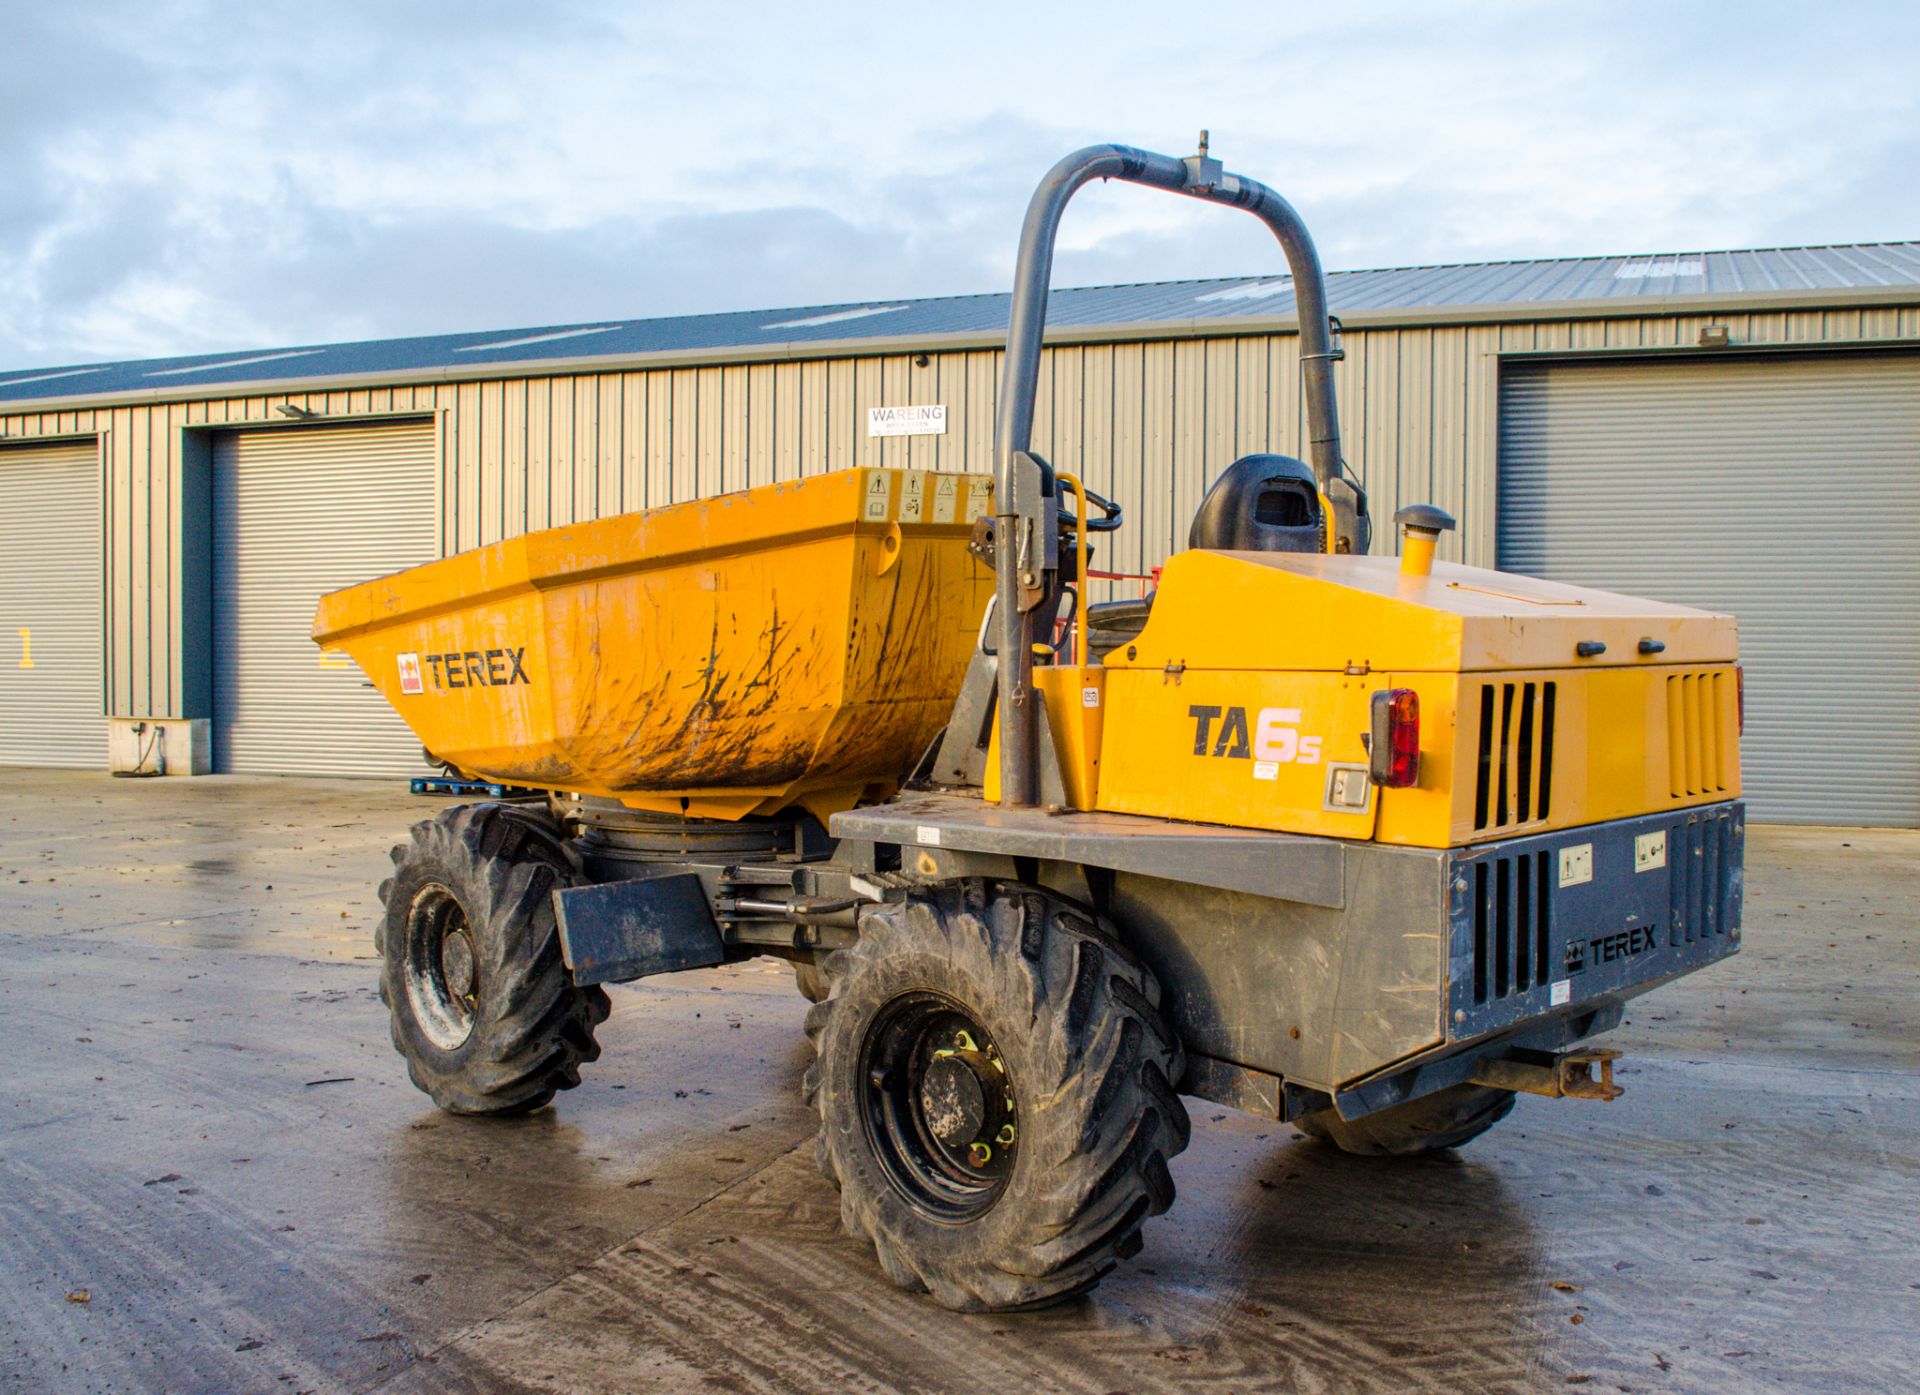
867;404;947;437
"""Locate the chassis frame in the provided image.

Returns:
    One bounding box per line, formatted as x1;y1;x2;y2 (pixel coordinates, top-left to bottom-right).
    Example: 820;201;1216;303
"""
548;792;1743;1126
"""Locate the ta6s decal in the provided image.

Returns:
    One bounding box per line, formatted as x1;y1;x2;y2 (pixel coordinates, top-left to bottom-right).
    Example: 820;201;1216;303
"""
1189;704;1323;774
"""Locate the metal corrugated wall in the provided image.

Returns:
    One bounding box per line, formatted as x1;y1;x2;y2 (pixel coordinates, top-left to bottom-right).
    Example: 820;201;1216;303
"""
212;422;437;776
0;300;1915;749
0;441;102;766
1498;352;1920;826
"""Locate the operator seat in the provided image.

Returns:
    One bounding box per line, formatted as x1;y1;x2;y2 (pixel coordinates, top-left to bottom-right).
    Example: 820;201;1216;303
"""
1086;453;1328;660
1188;453;1325;553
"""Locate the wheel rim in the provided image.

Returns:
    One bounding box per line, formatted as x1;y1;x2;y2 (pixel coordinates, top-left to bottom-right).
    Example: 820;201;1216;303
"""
859;992;1018;1222
403;883;479;1051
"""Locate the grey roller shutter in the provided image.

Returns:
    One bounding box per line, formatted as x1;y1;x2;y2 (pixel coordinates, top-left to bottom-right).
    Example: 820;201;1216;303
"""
1499;352;1920;826
213;422;437;776
0;441;102;767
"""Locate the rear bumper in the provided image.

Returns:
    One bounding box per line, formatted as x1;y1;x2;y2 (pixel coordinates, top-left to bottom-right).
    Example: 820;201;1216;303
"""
1334;801;1743;1120
1446;801;1743;1044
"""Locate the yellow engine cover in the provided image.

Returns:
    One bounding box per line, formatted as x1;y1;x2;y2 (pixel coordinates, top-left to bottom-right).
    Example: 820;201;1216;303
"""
1094;549;1740;847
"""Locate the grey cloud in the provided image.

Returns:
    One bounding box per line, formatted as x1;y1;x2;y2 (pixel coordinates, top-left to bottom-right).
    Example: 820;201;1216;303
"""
0;10;146;139
1759;136;1920;249
0;192;1018;368
0;9;155;240
5;3;1919;370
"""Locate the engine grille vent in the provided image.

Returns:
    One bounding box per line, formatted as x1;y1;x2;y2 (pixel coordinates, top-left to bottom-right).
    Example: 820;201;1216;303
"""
1473;681;1557;832
1471;850;1553;1004
1670;811;1739;946
1667;671;1732;798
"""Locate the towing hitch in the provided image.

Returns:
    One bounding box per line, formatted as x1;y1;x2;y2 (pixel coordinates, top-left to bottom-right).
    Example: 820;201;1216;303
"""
1471;1047;1623;1101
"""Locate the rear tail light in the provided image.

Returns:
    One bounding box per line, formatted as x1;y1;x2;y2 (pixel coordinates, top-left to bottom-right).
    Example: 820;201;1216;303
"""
1370;687;1420;788
1735;663;1744;736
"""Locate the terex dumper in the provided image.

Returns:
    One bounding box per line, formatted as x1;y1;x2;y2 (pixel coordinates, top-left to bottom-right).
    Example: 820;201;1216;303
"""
314;141;1744;1311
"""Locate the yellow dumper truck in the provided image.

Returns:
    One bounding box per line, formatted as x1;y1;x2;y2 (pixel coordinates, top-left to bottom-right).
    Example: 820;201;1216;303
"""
314;141;1743;1311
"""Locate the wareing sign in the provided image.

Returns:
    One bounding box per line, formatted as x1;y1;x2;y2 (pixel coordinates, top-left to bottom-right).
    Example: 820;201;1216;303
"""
867;405;947;437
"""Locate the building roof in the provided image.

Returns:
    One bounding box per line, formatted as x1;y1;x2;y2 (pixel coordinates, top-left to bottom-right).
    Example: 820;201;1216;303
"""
5;241;1919;410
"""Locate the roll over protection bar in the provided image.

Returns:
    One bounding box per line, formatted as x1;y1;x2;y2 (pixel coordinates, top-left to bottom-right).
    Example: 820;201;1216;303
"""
991;137;1367;807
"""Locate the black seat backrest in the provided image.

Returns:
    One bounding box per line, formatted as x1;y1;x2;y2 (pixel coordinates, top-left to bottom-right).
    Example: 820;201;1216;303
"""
1084;597;1151;662
1188;454;1325;553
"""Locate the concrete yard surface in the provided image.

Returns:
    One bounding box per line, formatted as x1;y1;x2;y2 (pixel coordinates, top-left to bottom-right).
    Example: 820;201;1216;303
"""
0;771;1915;1394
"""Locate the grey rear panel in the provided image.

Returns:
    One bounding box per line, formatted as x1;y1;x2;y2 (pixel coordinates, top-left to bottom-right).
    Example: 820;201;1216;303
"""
1445;803;1743;1047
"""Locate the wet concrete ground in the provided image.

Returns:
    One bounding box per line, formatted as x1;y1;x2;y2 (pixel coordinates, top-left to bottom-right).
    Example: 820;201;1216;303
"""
1;770;1915;1395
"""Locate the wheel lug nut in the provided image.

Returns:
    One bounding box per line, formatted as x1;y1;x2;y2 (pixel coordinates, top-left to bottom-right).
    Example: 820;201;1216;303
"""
996;1124;1016;1146
968;1142;993;1167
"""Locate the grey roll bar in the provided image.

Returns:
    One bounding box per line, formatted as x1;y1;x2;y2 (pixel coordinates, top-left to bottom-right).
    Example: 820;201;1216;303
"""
991;137;1363;807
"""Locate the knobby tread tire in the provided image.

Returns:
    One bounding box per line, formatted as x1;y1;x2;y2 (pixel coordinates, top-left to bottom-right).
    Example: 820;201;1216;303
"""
792;961;829;1004
376;802;609;1115
1295;1083;1515;1156
804;879;1190;1311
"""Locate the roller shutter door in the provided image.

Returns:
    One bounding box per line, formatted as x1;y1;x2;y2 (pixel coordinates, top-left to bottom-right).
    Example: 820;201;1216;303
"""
0;441;102;767
1499;353;1920;826
213;422;436;776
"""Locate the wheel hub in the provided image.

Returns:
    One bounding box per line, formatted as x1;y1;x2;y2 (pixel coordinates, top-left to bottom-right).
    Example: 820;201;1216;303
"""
403;883;479;1051
441;929;477;1001
860;999;1019;1222
919;1051;987;1144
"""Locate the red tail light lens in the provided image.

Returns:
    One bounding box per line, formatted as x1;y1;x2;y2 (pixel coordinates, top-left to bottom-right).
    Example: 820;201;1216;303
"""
1735;663;1744;736
1370;687;1420;788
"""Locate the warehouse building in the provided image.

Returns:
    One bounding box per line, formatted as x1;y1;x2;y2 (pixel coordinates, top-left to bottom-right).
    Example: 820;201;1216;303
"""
2;243;1918;825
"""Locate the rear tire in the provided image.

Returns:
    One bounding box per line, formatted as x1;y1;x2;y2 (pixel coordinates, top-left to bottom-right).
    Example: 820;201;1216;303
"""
805;880;1189;1311
1295;1083;1514;1156
377;803;610;1115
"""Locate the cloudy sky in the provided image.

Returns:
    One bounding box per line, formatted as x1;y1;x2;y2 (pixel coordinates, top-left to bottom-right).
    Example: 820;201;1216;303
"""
5;0;1917;370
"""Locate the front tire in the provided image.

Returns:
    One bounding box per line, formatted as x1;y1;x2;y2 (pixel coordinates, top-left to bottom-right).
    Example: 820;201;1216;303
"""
1295;1083;1514;1156
806;880;1190;1311
792;960;829;1004
377;803;610;1115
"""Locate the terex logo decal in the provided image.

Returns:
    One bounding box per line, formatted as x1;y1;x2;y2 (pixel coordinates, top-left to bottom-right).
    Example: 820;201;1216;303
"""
403;647;532;693
1188;704;1323;773
1566;926;1659;975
